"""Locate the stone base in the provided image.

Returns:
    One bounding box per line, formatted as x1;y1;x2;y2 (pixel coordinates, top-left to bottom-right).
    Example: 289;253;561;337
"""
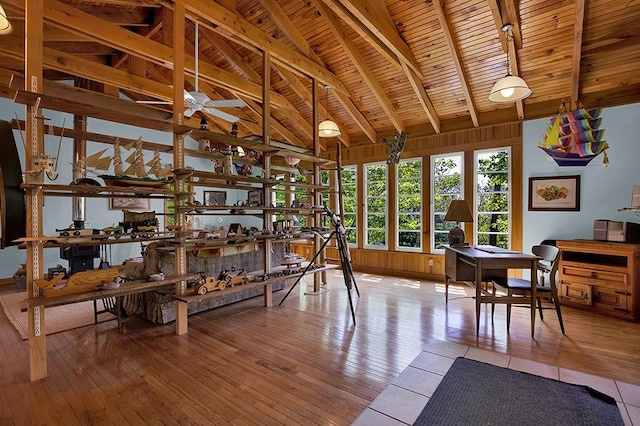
144;281;287;324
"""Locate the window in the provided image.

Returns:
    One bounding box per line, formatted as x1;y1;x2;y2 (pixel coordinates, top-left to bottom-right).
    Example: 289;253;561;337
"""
431;153;463;252
364;162;387;249
341;166;357;246
396;158;422;251
475;148;510;248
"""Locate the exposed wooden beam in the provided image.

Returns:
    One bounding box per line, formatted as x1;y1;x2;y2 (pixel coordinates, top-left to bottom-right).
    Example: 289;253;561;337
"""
571;0;586;109
315;1;404;134
256;0;351;147
401;62;441;134
182;0;350;96
324;0;423;78
433;0;479;127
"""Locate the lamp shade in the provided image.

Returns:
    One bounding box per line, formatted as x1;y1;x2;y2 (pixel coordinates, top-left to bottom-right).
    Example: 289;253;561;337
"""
0;5;11;35
488;74;531;103
444;200;473;223
318;119;341;138
285;156;301;166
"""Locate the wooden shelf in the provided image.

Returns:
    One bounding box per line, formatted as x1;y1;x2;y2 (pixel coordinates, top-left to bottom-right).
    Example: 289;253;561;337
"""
21;183;177;198
173;264;338;304
21;274;198;309
175;169;327;190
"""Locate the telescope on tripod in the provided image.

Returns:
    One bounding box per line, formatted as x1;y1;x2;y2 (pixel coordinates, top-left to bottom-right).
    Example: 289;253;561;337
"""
278;206;360;325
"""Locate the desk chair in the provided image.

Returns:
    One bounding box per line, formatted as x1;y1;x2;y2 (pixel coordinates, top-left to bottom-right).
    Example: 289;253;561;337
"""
492;244;565;334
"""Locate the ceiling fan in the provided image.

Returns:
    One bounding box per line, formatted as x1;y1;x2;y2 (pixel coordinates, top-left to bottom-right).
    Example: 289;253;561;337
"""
138;20;245;123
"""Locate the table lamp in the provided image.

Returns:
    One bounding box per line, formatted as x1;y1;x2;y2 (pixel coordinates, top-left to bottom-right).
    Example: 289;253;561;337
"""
444;200;473;247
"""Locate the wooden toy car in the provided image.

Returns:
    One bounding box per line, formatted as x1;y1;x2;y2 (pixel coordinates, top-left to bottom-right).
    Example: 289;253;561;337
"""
218;267;248;287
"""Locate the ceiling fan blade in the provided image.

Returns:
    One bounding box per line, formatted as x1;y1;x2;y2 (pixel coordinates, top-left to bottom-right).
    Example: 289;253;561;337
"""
204;107;240;123
204;99;246;108
184;108;197;118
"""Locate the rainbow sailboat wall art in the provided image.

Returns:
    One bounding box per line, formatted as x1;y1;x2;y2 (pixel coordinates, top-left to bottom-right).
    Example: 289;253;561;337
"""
538;102;609;167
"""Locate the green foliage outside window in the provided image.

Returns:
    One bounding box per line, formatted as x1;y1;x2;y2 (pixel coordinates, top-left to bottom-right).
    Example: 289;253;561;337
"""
365;163;386;247
476;150;510;248
397;159;421;249
341;167;357;244
432;155;462;250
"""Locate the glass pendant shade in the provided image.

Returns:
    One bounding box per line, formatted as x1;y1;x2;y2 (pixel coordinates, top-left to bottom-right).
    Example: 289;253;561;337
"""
488;74;531;103
318;119;341;138
0;5;12;35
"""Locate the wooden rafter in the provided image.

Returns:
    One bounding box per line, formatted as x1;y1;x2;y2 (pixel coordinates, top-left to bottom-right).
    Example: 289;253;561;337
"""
317;0;441;136
182;0;350;96
571;0;586;108
315;0;404;134
433;0;479;127
256;0;351;147
324;0;422;78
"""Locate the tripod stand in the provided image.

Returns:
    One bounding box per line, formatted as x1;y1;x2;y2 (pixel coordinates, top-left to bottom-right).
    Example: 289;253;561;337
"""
279;207;360;325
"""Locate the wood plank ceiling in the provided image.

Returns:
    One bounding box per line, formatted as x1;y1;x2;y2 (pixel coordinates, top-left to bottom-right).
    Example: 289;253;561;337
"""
0;0;639;151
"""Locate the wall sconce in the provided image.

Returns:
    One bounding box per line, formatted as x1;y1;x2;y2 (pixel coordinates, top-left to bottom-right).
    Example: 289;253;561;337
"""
318;85;340;138
444;199;473;247
488;23;531;103
0;5;12;35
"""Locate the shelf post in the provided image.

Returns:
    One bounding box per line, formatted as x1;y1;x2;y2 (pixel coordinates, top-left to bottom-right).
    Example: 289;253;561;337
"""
172;3;189;335
24;0;47;381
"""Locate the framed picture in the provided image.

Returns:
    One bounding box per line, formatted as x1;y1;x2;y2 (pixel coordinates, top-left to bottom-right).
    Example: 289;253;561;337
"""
110;194;150;210
204;190;227;206
528;175;580;211
247;189;264;207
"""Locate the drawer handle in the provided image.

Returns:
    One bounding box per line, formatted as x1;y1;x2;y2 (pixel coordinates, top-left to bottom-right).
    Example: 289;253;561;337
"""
590;271;597;279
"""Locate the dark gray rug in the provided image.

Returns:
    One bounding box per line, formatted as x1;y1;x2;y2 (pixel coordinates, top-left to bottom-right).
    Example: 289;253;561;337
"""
414;357;624;426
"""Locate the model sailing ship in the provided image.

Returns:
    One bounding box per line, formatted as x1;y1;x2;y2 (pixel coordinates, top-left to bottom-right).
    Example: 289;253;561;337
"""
538;102;609;167
84;138;173;189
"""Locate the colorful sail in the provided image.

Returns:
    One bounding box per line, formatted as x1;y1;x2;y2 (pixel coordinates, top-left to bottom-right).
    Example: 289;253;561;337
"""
538;102;608;167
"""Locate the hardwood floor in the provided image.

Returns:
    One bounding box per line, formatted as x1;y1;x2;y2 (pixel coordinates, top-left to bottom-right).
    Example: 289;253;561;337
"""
1;270;640;425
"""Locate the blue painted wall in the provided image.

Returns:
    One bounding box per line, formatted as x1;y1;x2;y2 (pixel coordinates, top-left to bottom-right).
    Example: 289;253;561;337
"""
0;97;261;279
522;102;640;252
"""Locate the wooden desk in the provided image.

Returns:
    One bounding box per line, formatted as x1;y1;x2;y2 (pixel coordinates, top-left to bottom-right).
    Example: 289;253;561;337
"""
445;245;540;337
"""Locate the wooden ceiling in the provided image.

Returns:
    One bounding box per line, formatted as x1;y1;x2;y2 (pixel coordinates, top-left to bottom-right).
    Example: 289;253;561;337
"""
0;0;639;150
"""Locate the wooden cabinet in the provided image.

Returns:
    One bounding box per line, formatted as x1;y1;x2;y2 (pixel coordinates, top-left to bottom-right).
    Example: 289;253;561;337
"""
557;240;640;320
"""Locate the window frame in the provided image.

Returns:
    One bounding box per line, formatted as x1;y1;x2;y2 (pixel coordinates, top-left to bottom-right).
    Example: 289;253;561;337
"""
473;147;512;249
340;165;358;248
430;152;464;254
363;161;388;250
395;157;422;252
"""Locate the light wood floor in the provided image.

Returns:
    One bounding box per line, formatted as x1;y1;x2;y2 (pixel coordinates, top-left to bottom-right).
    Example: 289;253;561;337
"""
1;270;640;425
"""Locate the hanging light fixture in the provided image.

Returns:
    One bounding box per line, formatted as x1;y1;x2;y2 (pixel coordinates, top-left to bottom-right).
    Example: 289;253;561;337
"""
488;23;531;103
0;4;12;35
318;85;341;138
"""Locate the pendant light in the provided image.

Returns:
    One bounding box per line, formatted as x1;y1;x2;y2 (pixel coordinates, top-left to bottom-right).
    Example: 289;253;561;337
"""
488;24;531;103
318;85;341;138
0;4;12;35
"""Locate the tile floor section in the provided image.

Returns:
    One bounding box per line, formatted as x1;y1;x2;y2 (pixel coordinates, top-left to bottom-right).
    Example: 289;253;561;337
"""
352;339;640;425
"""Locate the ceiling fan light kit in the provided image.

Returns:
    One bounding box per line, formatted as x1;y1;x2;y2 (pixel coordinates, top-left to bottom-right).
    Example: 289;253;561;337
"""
488;23;531;104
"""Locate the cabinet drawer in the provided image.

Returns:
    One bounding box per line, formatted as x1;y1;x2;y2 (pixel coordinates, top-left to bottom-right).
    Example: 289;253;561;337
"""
560;282;592;306
560;265;627;286
593;287;631;314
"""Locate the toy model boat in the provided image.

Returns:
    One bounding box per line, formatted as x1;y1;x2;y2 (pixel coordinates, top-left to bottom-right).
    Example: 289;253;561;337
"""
84;138;173;189
538;103;609;167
